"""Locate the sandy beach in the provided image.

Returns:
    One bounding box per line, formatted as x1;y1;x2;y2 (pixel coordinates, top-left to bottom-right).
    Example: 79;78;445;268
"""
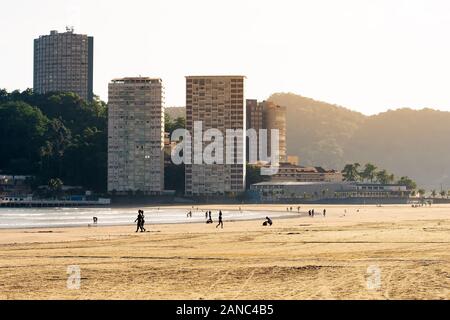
0;204;449;300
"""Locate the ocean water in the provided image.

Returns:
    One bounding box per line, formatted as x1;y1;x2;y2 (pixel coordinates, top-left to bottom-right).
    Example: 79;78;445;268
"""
0;207;294;229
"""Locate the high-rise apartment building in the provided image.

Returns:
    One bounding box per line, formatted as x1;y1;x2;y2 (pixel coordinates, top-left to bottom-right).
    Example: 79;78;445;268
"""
262;101;287;163
33;28;94;101
185;76;246;196
107;77;165;194
246;99;263;132
246;100;287;164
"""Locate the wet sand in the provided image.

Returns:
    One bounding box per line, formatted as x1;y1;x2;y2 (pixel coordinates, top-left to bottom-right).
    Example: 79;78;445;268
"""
0;204;449;300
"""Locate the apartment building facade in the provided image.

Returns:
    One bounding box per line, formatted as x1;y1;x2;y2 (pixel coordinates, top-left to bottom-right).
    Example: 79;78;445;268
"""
185;76;246;196
33;29;94;101
246;100;287;164
107;77;165;194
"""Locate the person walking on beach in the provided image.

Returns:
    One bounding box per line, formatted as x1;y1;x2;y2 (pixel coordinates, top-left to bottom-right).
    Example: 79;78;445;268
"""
312;209;315;217
216;210;223;229
308;210;311;216
205;211;208;220
135;210;143;232
140;210;146;232
323;209;326;217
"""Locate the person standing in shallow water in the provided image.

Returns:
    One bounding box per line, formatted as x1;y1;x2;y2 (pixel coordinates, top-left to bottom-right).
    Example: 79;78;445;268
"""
216;210;223;229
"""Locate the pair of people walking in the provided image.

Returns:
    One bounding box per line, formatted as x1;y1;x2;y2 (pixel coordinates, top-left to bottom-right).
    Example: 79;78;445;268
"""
135;210;146;232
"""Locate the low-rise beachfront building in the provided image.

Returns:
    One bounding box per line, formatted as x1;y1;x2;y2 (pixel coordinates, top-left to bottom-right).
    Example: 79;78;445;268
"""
250;181;348;202
337;183;410;199
0;175;33;197
265;163;344;183
250;181;411;203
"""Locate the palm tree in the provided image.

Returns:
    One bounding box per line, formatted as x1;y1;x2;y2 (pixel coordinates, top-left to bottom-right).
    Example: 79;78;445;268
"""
48;178;63;199
361;163;377;183
342;163;361;182
418;189;426;197
431;190;437;198
397;176;417;191
387;174;395;184
375;169;390;184
440;190;446;198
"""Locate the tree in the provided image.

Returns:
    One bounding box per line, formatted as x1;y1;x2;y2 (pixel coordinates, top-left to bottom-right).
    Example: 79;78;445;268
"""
48;178;64;198
0;89;108;192
397;176;417;191
342;163;361;181
246;164;270;189
440;190;446;198
418;189;426;197
431;190;437;198
361;163;377;182
375;169;390;184
0;101;49;174
387;174;395;184
165;114;186;135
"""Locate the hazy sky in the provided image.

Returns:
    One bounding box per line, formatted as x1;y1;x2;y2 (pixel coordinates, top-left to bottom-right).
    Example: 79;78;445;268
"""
1;0;450;115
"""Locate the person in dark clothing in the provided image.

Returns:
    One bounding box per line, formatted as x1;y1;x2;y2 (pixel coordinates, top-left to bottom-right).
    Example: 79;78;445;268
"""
263;217;273;226
323;209;326;217
134;210;146;232
140;210;146;232
216;211;223;229
135;211;143;232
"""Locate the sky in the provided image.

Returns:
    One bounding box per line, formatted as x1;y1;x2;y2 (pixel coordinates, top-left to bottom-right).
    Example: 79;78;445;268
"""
1;0;450;115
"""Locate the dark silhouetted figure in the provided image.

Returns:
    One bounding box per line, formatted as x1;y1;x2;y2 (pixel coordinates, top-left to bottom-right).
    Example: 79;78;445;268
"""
140;210;146;232
93;217;98;224
263;217;273;226
135;210;146;232
323;209;326;217
216;211;223;229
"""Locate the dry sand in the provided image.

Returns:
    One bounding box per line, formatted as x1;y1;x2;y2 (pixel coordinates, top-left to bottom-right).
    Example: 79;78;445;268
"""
0;204;449;300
